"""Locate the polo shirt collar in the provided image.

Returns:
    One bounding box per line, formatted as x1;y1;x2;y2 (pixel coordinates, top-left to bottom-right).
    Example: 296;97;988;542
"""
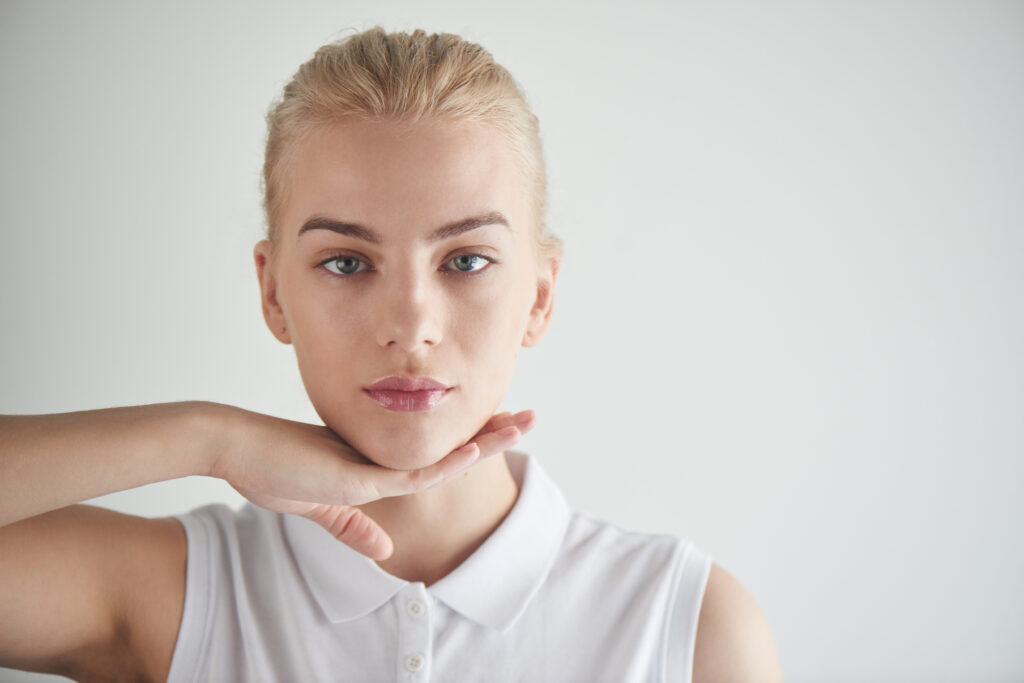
281;451;572;633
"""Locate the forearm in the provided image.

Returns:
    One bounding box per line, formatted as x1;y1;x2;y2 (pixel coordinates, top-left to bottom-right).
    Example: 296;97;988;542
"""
0;401;222;527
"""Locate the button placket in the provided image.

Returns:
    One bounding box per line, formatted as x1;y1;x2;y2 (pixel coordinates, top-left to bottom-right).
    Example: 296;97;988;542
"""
396;583;432;680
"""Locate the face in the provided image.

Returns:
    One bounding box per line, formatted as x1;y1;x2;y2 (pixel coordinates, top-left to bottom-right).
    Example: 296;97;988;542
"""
255;117;558;470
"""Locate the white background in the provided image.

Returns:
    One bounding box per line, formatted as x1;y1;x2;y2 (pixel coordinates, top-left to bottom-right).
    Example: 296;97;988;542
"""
2;1;1022;681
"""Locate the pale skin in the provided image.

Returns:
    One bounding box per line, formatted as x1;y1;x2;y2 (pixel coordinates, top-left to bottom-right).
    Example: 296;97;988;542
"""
0;117;782;681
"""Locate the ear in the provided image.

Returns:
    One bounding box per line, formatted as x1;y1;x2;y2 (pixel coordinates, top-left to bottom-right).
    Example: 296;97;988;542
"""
254;240;292;345
522;251;561;348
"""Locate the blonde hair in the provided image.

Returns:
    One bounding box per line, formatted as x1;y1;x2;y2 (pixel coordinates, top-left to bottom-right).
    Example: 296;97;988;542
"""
262;27;560;254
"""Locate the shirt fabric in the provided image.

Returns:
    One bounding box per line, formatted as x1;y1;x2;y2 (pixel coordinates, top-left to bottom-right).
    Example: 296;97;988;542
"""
167;451;712;683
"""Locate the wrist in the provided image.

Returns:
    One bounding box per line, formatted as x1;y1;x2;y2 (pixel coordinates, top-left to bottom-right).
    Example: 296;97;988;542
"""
181;401;236;480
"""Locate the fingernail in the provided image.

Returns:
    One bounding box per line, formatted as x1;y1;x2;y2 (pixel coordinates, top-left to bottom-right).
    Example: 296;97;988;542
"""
497;425;519;438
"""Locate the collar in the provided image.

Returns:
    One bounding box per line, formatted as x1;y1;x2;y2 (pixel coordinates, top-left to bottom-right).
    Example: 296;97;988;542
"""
281;451;572;633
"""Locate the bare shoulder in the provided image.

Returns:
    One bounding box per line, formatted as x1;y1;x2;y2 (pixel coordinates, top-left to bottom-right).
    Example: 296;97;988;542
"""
0;504;187;682
112;508;189;682
692;562;784;683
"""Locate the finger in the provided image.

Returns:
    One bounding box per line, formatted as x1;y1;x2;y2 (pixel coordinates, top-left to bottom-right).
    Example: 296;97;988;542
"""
475;411;515;435
302;504;394;560
471;424;525;458
476;410;537;454
497;411;534;432
510;409;536;433
350;411;537;501
471;409;535;439
444;410;535;467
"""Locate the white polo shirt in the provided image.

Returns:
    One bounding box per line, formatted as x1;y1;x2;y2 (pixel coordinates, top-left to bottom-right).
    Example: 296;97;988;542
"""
168;452;711;682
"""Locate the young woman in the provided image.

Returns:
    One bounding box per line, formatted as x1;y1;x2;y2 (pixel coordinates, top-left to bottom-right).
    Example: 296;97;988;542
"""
0;28;782;682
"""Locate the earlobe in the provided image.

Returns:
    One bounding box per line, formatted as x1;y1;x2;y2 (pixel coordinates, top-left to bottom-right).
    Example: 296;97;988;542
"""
254;240;292;345
522;253;560;348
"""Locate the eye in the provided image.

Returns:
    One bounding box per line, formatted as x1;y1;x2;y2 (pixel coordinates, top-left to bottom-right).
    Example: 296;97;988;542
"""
445;253;492;274
321;255;370;276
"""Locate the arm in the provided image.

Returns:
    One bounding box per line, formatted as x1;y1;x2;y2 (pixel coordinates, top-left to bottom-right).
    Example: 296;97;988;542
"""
0;402;217;679
0;401;217;528
692;563;784;683
1;401;530;552
1;401;532;679
0;504;187;681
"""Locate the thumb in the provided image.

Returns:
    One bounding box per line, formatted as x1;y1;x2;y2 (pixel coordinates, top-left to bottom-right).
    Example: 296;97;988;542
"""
301;503;394;560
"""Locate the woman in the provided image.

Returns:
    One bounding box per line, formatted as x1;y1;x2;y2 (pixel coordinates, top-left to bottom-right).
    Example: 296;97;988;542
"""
0;28;782;681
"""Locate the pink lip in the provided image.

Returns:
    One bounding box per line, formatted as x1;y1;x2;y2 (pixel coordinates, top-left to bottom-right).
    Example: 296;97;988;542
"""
364;376;452;412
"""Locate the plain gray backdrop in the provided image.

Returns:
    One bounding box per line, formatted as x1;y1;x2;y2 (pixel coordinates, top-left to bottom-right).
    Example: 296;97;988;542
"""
1;1;1022;681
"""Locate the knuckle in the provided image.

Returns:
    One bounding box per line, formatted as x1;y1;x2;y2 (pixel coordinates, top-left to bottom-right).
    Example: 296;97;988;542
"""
335;509;364;541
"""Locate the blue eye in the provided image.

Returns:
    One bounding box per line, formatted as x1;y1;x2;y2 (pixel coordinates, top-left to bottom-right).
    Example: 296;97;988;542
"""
323;256;369;276
446;254;491;273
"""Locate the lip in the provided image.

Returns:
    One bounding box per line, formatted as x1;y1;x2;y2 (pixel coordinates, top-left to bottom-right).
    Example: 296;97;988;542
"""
366;376;450;392
364;375;452;412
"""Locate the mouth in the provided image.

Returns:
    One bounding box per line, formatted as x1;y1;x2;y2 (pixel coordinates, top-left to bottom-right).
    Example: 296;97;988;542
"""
363;375;453;412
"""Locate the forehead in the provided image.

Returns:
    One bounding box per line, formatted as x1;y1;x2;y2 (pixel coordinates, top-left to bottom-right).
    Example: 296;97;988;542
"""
279;117;531;241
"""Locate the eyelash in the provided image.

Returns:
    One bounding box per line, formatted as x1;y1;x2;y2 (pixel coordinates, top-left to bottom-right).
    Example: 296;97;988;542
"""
317;252;497;278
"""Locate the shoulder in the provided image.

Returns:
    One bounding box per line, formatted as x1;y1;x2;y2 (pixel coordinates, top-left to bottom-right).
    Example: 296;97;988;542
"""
564;511;681;555
556;512;691;581
172;501;286;564
159;503;288;681
692;562;784;683
112;510;188;682
0;504;188;682
168;501;286;601
556;514;712;631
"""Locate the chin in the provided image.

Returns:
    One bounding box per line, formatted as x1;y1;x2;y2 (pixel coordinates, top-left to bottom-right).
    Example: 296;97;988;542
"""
336;420;465;471
361;443;445;471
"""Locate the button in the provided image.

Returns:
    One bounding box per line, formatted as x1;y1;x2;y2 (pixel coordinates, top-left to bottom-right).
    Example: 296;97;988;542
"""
404;652;426;672
407;599;426;618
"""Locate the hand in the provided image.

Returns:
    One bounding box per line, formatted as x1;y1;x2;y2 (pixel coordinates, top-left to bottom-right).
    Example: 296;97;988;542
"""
209;406;536;560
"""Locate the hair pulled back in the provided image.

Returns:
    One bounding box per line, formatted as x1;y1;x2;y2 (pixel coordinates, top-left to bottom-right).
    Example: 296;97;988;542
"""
262;27;559;253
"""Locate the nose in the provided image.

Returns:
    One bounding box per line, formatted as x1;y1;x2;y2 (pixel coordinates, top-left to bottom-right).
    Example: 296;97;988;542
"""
371;268;443;352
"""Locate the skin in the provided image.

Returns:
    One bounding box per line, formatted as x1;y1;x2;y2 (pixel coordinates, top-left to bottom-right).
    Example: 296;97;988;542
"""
0;117;545;681
256;117;554;470
253;116;784;678
0;115;783;681
694;564;786;682
253;117;559;584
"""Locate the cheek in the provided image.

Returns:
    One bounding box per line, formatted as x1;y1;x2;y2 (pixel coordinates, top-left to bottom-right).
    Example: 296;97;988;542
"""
282;275;369;382
449;278;532;371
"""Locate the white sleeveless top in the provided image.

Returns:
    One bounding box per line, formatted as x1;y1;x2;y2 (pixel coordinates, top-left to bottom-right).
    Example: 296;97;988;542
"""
168;452;712;682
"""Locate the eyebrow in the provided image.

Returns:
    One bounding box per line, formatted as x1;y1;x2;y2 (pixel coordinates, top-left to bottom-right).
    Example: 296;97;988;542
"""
296;211;510;244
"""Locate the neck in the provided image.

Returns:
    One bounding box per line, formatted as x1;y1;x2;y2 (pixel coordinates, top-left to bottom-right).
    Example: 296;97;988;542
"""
359;451;519;586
